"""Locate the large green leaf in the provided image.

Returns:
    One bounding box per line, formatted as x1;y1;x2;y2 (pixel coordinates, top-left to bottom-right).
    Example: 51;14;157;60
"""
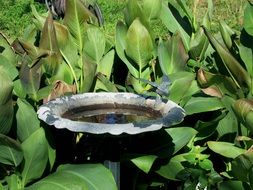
0;33;16;66
244;3;253;36
203;27;251;88
0;67;13;105
0;55;18;80
64;0;94;51
231;151;253;182
183;97;225;115
84;26;106;63
131;155;158;174
0;67;14;134
19;59;42;101
125;18;153;78
207;141;246;159
158;33;188;75
165;127;198;155
115;21;138;77
156;155;185;180
25;164;117;190
0;99;13;135
168;72;199;104
218;180;250;190
21;128;49;186
16;99;40;142
141;0;162;21
0;134;23;167
159;1;190;50
39;13;62;76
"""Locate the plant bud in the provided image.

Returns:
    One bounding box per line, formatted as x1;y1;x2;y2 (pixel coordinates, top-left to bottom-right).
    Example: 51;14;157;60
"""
233;99;253;132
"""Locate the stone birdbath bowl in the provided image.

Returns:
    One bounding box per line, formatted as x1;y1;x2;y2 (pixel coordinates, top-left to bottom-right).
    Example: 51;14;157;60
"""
37;92;185;189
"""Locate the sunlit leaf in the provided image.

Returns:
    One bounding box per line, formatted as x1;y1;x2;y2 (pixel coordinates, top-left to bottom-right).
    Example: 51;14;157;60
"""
244;3;253;36
131;155;158;174
166;127;198;155
84;26;105;63
160;2;190;50
219;20;235;49
25;164;117;190
158;33;188;75
21;128;48;186
141;0;162;21
207;141;246;159
125;18;153;78
184;97;224;115
115;21;138;77
16;99;40;142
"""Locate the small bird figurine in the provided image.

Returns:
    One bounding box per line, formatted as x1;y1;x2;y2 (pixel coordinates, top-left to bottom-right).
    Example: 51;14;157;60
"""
138;75;171;99
45;0;104;26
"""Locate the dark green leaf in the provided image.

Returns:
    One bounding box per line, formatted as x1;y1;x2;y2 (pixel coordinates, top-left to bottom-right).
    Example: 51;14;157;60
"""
203;27;251;88
0;134;23;167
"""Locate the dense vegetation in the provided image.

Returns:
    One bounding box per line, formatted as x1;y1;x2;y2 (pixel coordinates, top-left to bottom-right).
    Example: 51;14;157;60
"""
1;0;253;189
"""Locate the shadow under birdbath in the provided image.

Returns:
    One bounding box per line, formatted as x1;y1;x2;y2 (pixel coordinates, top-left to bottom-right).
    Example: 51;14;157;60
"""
37;92;185;189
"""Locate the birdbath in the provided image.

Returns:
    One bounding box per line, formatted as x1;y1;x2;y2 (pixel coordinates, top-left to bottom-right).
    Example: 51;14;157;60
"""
37;92;185;189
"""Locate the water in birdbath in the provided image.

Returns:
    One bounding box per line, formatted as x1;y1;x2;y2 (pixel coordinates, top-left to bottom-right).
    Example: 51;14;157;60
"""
61;103;162;124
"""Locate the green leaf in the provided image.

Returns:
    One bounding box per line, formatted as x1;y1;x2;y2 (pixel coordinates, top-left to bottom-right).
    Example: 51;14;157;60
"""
125;18;153;78
13;79;26;98
231;151;253;182
165;127;198;155
21;128;48;186
184;97;224;115
19;59;42;101
238;44;253;77
39;13;62;76
5;174;22;190
96;73;118;92
189;27;209;62
141;0;162;21
244;3;253;36
97;49;115;78
207;141;246;159
218;180;250;190
0;67;13;105
158;33;188;75
64;0;94;51
156;155;185;180
0;99;14;135
131;155;158;174
0;55;18;80
249;166;253;189
115;21;138;77
219;21;235;49
25;164;117;190
203;27;251;88
159;2;190;50
169;72;199;104
84;26;106;63
16;99;40;142
0;134;23;167
0;33;16;65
